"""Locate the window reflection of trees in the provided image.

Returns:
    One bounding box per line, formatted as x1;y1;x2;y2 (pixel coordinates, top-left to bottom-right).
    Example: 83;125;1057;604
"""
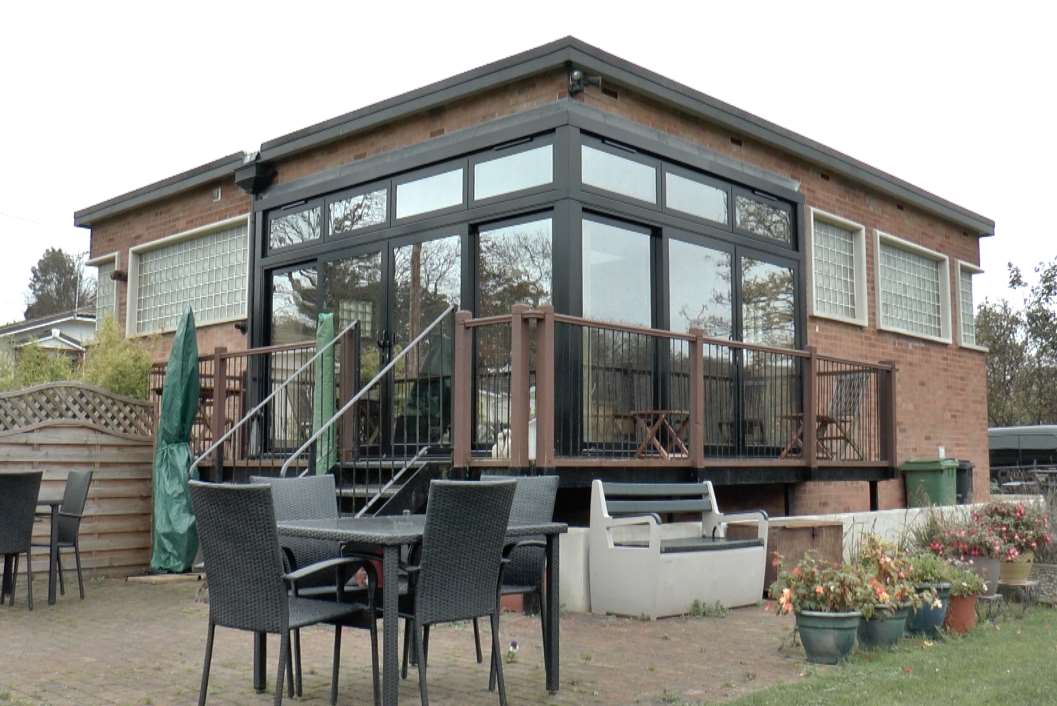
269;207;321;250
735;195;791;244
330;190;387;234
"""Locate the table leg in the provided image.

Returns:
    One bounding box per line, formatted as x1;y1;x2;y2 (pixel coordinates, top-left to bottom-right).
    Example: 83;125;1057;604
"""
253;632;266;692
2;554;11;601
48;506;58;606
545;533;560;693
382;545;400;706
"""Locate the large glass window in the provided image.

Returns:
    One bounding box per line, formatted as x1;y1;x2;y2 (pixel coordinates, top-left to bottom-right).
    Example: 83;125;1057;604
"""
735;193;792;245
741;257;796;347
474;144;553;201
665;171;729;225
330;188;387;235
878;236;948;340
582;217;652;327
581;144;657;204
134;222;248;335
392;235;462;344
668;239;732;338
269;265;318;344
94;260;116;331
396;169;463;219
269;205;321;251
959;264;980;347
477;217;552;316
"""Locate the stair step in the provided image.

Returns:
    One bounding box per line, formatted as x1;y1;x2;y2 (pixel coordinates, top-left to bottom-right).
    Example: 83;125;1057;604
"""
335;485;401;499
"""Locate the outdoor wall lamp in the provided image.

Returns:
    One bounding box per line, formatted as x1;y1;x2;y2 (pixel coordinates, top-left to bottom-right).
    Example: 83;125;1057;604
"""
569;69;603;95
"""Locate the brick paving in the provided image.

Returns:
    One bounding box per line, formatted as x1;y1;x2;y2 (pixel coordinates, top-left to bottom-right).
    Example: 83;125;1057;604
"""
0;578;807;706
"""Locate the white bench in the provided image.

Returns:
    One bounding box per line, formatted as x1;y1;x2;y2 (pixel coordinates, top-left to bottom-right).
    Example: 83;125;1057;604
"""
589;480;768;618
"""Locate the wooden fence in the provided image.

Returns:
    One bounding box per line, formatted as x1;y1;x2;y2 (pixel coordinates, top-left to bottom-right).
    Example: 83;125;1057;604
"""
0;383;154;577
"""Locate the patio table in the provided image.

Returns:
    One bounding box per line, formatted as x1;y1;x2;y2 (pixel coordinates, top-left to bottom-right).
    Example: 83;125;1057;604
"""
37;493;63;606
273;514;567;706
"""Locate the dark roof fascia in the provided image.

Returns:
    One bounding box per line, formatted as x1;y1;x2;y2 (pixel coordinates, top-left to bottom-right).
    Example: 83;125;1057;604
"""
74;152;246;228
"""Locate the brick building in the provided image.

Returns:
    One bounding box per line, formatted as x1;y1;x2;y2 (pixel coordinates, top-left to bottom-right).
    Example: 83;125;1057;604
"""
74;38;993;515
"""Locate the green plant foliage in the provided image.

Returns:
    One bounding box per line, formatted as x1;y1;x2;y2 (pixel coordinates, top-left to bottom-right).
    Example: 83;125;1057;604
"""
81;316;153;399
10;343;75;388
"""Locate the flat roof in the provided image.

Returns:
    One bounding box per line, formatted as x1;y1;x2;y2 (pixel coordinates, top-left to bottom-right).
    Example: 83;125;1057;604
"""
74;37;995;236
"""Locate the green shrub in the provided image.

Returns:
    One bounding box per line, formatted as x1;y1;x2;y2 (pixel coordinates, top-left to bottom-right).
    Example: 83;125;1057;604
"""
81;316;153;399
11;343;75;388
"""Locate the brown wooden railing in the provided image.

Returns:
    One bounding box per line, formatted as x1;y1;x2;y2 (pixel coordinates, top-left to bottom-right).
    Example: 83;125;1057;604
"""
452;305;897;471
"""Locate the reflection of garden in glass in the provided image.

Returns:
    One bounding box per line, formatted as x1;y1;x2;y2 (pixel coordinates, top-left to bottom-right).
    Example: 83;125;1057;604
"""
269;206;321;250
329;189;387;235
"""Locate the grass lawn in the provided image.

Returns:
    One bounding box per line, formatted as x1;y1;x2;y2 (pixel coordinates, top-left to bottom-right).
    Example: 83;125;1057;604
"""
721;607;1057;706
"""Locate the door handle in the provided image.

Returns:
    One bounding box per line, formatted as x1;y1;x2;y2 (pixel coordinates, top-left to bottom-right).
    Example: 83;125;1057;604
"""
376;328;390;351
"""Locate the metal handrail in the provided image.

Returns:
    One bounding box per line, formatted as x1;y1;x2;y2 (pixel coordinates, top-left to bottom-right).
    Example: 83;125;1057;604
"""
188;319;360;476
349;445;431;511
280;304;456;477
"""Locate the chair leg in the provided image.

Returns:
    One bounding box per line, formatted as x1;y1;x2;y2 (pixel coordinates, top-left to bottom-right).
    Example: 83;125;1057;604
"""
198;621;216;706
414;623;429;706
274;630;290;706
473;617;483;663
330;626;341;706
24;547;32;611
293;629;303;697
74;541;85;600
490;613;508;706
401;618;411;679
422;624;430;669
9;554;18;607
57;550;65;596
285;632;295;698
369;619;380;706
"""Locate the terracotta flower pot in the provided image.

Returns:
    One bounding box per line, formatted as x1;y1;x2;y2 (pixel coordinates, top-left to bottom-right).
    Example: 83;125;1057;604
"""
944;595;978;634
1000;551;1035;583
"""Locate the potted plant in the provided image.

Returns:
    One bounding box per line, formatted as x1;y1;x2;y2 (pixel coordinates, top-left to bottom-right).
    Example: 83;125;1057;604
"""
905;552;951;637
978;502;1052;583
769;552;865;665
855;536;923;649
944;563;986;634
927;522;1004;594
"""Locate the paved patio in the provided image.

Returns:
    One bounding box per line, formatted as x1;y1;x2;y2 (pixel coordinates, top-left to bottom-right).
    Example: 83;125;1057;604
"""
0;578;807;706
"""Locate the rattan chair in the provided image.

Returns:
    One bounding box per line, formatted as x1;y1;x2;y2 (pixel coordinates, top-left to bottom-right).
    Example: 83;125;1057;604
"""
189;481;376;706
250;474;380;704
32;470;92;600
0;471;42;610
399;479;516;706
474;474;558;685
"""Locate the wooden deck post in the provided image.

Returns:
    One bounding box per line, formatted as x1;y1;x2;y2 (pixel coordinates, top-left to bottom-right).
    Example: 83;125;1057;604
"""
688;328;706;469
211;347;227;482
452;310;473;469
339;324;361;463
534;305;556;469
803;347;818;469
509;304;530;469
879;360;898;467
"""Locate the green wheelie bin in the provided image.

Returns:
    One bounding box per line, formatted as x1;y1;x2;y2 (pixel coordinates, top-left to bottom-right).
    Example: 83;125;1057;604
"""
900;458;958;507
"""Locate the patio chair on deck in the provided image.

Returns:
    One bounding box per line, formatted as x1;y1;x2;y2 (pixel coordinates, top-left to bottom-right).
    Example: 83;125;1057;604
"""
399;480;516;706
780;371;868;460
0;471;42;610
32;470;92;600
189;481;377;706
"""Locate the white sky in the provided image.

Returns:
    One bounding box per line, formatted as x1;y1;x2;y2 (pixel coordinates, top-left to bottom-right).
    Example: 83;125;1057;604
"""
1;1;1054;324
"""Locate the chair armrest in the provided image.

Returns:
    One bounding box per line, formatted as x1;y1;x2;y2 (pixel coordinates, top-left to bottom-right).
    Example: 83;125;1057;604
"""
57;512;83;520
284;556;370;584
603;514;660;529
719;510;769;541
502;539;547;562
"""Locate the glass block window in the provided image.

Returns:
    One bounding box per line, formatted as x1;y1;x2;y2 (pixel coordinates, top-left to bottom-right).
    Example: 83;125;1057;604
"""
134;222;248;334
878;240;945;338
960;267;977;346
94;261;116;331
812;220;857;320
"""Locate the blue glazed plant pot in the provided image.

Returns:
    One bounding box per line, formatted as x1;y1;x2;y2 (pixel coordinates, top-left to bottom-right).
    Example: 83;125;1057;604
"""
795;610;862;665
907;583;950;637
858;605;910;649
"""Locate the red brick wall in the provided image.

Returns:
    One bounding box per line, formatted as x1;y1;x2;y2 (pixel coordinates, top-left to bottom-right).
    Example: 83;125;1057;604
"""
86;67;990;515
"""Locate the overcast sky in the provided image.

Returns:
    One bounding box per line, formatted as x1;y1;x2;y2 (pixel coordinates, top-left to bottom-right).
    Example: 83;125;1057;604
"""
1;1;1053;324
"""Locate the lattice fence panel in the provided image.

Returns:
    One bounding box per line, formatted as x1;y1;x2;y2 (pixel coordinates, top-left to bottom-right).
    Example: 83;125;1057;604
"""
0;382;153;439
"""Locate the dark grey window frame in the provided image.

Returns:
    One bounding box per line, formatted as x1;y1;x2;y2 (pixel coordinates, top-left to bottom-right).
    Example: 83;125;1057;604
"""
469;134;557;206
662;163;733;229
578;134;660;208
732;186;796;250
325;179;391;240
471;209;556;316
392;159;467;224
266;198;325;256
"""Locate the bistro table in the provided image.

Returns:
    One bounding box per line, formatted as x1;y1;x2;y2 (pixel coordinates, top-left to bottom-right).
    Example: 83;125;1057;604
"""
272;514;567;706
37;493;63;606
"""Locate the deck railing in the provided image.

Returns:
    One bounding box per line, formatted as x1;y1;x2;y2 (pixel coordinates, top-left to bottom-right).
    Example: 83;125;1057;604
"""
453;305;897;470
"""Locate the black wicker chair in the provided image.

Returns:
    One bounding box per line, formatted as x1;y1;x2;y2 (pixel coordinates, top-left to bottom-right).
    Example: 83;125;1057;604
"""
189;481;377;706
476;474;558;686
32;470;92;600
251;474;380;704
400;479;516;706
0;471;42;610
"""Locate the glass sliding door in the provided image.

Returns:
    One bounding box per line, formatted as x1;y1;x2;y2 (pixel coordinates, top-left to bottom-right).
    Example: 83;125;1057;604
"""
390;234;462;454
265;265;319;453
322;247;386;457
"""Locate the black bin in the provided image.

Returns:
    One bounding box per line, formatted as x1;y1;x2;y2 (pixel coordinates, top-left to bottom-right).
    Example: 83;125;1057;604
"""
956;459;974;504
